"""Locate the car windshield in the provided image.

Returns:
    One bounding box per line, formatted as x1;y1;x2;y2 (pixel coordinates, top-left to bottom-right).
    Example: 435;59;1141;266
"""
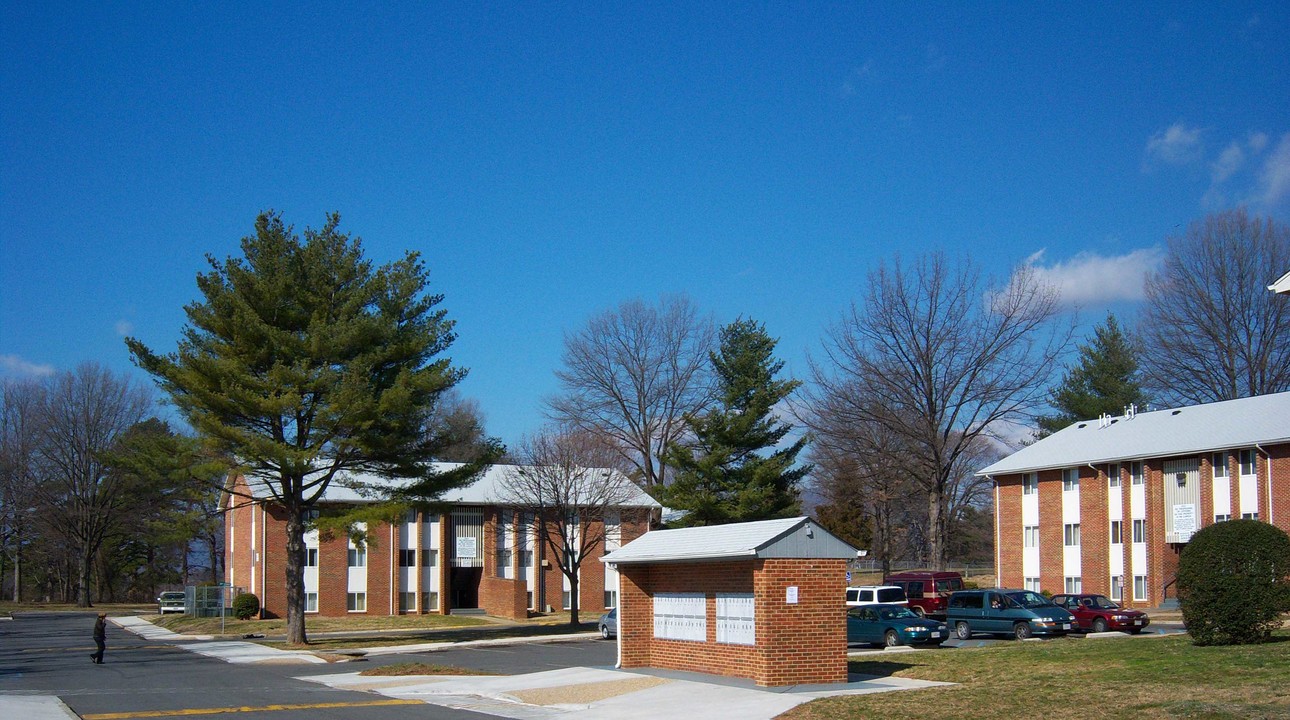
1006;591;1053;609
1087;596;1119;609
878;606;918;620
161;592;183;600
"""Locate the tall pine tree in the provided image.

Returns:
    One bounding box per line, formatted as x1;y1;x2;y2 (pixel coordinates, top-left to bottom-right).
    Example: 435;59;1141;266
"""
662;319;809;525
1037;313;1148;436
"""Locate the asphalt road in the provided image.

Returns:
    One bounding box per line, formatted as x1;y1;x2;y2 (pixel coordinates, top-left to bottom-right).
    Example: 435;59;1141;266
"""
2;611;579;719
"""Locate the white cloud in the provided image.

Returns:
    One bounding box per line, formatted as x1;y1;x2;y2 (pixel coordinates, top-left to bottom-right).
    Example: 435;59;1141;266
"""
1144;122;1203;167
1025;248;1166;307
114;320;135;337
1211;142;1245;183
1248;131;1269;153
0;354;56;378
1254;132;1290;209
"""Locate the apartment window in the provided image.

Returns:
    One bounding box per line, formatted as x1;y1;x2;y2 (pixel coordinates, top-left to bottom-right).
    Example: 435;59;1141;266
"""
1109;520;1123;545
421;549;437;567
1239;449;1256;476
1241;512;1260;521
405;508;418;524
1022;473;1037;496
421;591;439;611
1063;468;1080;491
1063;523;1081;546
1212;453;1228;479
1133;575;1148;601
1131;462;1144;486
303;508;320;521
563;590;572;610
347;547;367;567
347;592;367;612
1024;577;1041;592
305;592;318;613
399;591;416;612
399;549;416;567
1064;576;1082;594
1132;519;1146;543
604;590;618;609
305;548;318;567
495;548;513;578
1214;513;1231;523
1107;463;1121;488
1023;525;1039;548
1110;576;1123;601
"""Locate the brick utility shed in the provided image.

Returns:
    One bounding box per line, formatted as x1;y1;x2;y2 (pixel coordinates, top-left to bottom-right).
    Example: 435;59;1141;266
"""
602;516;859;687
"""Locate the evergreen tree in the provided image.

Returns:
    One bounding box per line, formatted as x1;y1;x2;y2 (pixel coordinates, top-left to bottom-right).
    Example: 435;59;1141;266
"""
662;319;810;525
1037;314;1148;436
127;211;494;644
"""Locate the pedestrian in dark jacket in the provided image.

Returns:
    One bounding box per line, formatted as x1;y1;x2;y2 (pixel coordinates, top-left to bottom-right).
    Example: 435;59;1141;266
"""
91;613;107;664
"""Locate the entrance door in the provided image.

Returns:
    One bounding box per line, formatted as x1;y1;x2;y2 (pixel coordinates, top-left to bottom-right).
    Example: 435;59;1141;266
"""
450;567;481;609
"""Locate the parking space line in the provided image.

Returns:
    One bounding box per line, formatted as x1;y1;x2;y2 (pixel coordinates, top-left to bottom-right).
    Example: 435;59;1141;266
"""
80;698;423;719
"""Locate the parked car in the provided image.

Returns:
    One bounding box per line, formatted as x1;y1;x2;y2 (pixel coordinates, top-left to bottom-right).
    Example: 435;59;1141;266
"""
1050;594;1150;634
847;603;949;648
946;589;1076;640
157;591;186;614
845;585;908;607
598;608;617;639
884;571;964;618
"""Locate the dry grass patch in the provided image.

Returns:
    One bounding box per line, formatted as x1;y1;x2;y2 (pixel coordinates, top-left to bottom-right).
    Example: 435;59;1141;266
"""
781;633;1290;720
510;676;671;706
359;662;496;677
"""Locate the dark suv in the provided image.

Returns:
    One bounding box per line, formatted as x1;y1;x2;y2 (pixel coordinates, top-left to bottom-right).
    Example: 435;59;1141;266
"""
884;571;964;618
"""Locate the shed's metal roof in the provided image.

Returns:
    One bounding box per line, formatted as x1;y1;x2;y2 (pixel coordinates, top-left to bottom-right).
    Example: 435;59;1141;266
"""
601;516;859;564
239;462;660;509
1270;270;1290;294
978;391;1290;476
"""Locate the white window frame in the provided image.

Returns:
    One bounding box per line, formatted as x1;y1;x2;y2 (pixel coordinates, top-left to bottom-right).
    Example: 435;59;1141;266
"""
1133;575;1148;601
1063;523;1081;546
1214;513;1231;523
1109;520;1122;545
1212;452;1228;480
1110;575;1123;601
1022;473;1038;495
1241;512;1259;520
1130;461;1144;486
347;547;367;568
1107;463;1121;488
305;592;318;613
1023;525;1039;548
347;592;367;612
1063;468;1080;492
1024;577;1041;592
1239;449;1256;477
1132;519;1146;544
1064;576;1082;594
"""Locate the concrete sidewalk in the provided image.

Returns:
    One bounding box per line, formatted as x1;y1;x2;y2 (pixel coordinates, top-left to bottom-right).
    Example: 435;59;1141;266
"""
299;665;953;720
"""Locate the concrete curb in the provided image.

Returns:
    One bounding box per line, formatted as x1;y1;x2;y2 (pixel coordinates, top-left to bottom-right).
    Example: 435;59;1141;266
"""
0;696;80;720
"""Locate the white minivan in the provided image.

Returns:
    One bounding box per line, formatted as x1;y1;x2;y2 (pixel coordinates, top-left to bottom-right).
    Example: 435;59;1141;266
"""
845;585;908;607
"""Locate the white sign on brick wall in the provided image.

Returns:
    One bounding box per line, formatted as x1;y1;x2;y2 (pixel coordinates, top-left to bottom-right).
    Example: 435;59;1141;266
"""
456;536;477;559
785;586;799;604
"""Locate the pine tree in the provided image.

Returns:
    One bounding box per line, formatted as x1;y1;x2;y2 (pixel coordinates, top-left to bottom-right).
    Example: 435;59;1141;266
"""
1036;314;1148;436
662;319;810;525
127;211;495;644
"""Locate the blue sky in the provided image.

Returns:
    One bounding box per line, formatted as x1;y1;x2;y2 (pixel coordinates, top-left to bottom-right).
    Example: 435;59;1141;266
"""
3;3;1288;447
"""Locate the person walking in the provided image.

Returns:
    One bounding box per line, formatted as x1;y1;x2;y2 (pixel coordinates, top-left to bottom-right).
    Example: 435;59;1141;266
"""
91;613;107;664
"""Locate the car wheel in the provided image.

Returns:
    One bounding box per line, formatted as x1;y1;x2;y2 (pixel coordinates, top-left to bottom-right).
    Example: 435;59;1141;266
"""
600;625;610;640
1014;622;1033;640
884;629;900;647
912;607;926;618
955;621;971;640
1092;618;1108;633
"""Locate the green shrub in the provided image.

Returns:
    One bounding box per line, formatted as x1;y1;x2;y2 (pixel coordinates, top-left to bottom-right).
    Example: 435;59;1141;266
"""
1177;519;1290;646
232;592;260;620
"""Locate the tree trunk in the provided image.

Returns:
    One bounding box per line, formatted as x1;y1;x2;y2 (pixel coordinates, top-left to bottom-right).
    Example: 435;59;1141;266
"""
928;487;946;571
284;507;308;645
78;549;93;607
567;565;580;626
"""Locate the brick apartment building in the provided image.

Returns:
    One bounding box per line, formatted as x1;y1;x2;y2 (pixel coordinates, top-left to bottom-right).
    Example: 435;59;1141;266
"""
980;391;1290;608
223;463;659;620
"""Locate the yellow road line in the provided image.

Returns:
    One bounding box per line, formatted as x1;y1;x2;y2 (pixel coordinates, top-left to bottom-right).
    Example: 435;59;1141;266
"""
81;699;423;719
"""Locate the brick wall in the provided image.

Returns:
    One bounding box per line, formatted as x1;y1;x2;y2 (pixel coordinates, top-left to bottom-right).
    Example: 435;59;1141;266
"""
1037;468;1064;593
996;475;1022;588
617;558;846;687
1081;465;1109;596
1271;446;1290;536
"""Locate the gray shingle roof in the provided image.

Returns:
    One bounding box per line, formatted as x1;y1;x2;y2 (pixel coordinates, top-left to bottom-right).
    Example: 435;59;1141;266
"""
601;516;859;564
978;391;1290;477
239;462;661;509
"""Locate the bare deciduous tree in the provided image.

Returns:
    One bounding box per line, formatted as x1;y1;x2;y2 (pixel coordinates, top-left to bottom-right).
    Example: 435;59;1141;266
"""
809;253;1065;570
1139;209;1290;405
547;295;714;490
1;378;43;601
501;427;640;625
30;364;153;606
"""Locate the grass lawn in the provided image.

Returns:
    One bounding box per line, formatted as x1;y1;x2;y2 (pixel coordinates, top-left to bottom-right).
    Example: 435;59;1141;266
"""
358;662;496;677
781;632;1290;720
150;612;488;636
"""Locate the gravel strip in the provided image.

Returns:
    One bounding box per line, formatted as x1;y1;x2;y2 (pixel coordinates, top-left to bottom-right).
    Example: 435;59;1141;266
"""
508;676;671;706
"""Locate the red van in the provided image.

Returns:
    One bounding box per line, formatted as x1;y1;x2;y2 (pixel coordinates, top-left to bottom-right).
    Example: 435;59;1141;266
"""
884;571;965;618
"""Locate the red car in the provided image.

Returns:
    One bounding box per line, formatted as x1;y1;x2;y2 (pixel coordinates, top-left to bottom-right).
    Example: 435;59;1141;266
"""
1050;594;1150;633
